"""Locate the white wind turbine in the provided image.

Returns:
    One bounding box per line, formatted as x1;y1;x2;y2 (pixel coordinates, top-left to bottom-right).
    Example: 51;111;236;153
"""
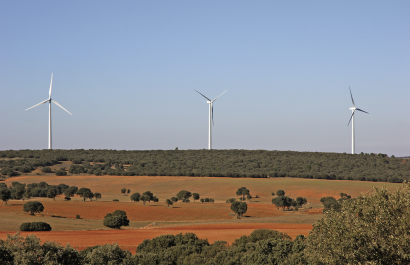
195;90;227;150
347;86;369;154
25;73;72;149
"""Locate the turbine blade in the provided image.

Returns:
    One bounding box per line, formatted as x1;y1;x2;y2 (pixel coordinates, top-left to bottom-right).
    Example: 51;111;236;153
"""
25;100;48;111
349;86;355;107
52;100;72;115
194;90;211;101
347;111;355;126
212;90;227;102
49;73;53;98
356;108;369;114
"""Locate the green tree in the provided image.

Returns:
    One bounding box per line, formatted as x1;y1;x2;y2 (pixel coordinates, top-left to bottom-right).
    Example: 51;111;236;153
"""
305;182;410;264
246;194;252;201
140;195;150;205
296;197;307;207
121;188;126;195
171;196;178;202
127;189;130;195
23;201;44;215
276;190;285;196
165;199;173;207
103;210;130;229
12;184;25;201
177;190;192;202
226;198;236;203
64;186;78;198
272;196;293;210
46;188;58;200
94;192;101;201
76;188;93;202
236;187;250;200
192;193;200;202
231;201;247;219
0;188;11;205
130;192;141;202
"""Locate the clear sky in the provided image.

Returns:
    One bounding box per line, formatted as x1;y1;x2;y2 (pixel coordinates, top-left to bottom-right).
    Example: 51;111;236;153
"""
1;1;409;156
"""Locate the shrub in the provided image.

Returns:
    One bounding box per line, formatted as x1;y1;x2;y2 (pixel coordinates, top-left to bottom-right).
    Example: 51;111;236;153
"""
113;199;119;202
103;210;129;229
76;214;81;219
20;222;52;231
64;197;71;201
41;167;52;173
55;170;67;176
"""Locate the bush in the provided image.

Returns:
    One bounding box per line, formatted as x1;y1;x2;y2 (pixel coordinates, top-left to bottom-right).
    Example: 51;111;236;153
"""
64;197;71;201
103;210;129;229
20;222;52;231
113;199;119;202
41;167;52;173
76;214;81;219
55;170;67;176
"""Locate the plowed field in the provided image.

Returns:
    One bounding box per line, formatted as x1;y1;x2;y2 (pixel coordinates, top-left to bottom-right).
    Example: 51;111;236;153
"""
0;223;312;254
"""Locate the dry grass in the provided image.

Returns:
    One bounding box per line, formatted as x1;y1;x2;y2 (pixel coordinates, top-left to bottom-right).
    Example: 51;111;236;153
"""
4;176;401;203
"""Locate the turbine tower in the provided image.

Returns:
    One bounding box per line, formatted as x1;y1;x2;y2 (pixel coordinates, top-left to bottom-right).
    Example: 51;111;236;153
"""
347;86;368;154
26;73;72;149
195;90;227;150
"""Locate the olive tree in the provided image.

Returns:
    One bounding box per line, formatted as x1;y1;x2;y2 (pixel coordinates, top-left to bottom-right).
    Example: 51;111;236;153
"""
305;182;410;264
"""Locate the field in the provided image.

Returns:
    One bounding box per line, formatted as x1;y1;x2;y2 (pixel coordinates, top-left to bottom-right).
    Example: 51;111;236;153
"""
0;175;401;252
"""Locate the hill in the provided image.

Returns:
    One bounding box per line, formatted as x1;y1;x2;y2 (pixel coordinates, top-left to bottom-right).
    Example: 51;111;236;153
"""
1;149;409;183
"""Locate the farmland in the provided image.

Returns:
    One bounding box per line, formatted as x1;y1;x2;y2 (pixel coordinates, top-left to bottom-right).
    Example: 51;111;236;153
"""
0;175;401;252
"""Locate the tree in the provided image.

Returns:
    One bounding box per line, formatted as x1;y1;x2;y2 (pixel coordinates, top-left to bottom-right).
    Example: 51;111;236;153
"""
127;189;130;195
11;184;25;200
192;193;200;202
226;198;236;203
76;188;93;202
236;187;250;200
121;188;126;195
103;210;129;229
0;188;11;205
23;201;44;215
200;198;205;203
64;186;78;198
94;192;102;201
296;197;307;207
246;194;252;201
130;192;141;202
47;188;58;200
165;199;173;207
171;197;178;202
177;190;192;202
140;195;150;205
272;196;293;210
276;190;285;196
231;201;247;219
305;182;410;264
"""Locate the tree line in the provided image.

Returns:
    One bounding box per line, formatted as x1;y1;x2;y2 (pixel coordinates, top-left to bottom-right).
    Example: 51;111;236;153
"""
0;149;408;183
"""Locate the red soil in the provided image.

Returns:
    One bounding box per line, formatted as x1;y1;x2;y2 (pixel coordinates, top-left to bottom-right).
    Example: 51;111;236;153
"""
0;200;286;222
0;223;312;254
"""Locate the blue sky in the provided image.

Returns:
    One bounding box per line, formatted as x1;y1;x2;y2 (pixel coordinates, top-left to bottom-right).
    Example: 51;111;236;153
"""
1;1;409;156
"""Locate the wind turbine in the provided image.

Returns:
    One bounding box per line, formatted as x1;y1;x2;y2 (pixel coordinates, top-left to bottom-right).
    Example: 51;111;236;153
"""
25;73;72;149
195;90;227;150
347;86;368;154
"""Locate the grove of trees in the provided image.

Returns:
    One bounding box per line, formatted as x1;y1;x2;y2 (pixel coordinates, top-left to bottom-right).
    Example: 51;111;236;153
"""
0;149;408;183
